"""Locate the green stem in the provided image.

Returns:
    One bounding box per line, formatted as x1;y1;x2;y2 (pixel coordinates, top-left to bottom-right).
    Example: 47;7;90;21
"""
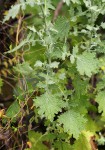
44;0;47;16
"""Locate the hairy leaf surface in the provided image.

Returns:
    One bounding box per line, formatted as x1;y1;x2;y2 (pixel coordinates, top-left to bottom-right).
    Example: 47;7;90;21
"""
34;92;66;121
58;110;87;139
77;52;99;77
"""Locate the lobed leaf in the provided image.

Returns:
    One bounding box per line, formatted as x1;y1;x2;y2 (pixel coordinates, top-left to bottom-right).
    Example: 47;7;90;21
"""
34;92;66;121
77;51;99;77
96;91;105;117
73;131;94;150
58;110;87;139
53;16;70;40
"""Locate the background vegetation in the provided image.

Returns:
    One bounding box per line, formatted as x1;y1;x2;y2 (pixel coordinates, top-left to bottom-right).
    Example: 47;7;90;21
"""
1;0;105;149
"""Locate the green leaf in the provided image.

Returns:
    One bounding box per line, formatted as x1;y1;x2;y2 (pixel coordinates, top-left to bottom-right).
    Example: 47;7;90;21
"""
14;62;33;76
58;110;87;139
70;55;75;64
6;101;20;119
24;44;46;67
0;78;3;87
77;52;99;77
85;117;101;134
0;78;3;93
54;141;72;150
70;45;78;64
49;61;60;68
71;0;80;4
96;91;105;117
101;22;105;29
63;0;80;5
73;131;94;150
62;44;70;60
34;60;43;67
96;76;105;91
69;95;89;114
63;0;71;6
53;16;70;40
3;0;41;22
28;131;48;150
73;76;88;98
97;133;105;146
3;4;20;22
5;33;35;54
34;92;66;121
27;26;37;32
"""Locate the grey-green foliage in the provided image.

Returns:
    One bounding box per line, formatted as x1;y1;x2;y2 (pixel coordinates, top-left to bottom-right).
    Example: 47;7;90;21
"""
3;0;105;149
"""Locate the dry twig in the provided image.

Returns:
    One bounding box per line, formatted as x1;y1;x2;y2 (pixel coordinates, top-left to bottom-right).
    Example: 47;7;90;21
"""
53;0;64;22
